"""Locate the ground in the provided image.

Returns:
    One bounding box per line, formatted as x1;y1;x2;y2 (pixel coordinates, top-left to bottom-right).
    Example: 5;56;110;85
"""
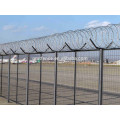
0;97;16;105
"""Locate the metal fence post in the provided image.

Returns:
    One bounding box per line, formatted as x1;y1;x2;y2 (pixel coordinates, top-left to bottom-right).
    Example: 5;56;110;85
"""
74;52;77;105
0;56;3;96
54;52;58;105
98;49;104;105
16;55;19;103
26;54;30;105
8;55;11;102
39;54;42;105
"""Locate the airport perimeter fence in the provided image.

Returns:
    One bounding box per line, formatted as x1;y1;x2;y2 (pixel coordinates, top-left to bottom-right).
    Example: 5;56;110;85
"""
1;24;120;105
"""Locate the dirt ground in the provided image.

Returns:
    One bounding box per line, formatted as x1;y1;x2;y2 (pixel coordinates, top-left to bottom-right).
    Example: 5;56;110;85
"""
0;97;16;105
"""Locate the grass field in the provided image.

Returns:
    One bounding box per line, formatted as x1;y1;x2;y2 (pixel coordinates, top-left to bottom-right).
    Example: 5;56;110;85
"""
1;62;120;105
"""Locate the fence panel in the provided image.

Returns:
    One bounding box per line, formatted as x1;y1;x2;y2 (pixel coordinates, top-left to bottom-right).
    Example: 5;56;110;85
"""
103;50;120;105
9;55;17;102
57;52;74;105
17;55;27;104
0;56;1;96
41;53;55;105
2;50;120;105
76;51;99;105
2;56;9;99
28;54;40;105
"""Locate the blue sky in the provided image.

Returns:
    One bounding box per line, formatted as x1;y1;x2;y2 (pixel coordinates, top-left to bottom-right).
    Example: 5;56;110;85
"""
0;15;120;44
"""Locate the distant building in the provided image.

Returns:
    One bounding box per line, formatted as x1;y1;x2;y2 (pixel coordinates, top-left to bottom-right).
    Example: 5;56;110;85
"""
114;60;120;65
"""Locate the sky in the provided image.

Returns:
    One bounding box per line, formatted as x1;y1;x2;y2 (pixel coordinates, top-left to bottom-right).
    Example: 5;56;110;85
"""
0;15;120;44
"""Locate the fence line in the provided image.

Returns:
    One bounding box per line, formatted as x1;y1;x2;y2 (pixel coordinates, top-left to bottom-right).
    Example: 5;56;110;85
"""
1;24;120;105
0;49;113;105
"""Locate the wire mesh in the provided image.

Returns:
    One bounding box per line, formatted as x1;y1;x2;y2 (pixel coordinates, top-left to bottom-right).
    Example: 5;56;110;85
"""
40;53;55;105
17;55;27;104
57;52;74;105
1;50;120;105
0;56;1;96
103;50;120;105
1;56;9;99
9;55;17;102
28;54;40;105
76;51;99;105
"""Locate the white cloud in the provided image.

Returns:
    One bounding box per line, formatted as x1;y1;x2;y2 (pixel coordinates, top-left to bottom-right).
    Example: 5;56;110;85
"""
85;20;111;28
12;25;27;32
3;25;16;30
3;25;27;32
33;26;48;31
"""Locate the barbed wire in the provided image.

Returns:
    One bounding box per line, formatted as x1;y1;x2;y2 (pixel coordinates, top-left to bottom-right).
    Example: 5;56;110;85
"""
0;24;120;55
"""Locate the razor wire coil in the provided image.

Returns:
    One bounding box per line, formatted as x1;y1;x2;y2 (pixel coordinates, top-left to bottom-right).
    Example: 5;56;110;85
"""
0;24;120;55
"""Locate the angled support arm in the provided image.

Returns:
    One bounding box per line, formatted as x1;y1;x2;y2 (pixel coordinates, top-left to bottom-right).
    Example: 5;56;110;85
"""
2;50;8;55
20;47;26;54
10;48;16;54
60;44;67;51
106;41;113;49
80;43;87;50
32;46;38;53
65;42;73;51
90;39;99;49
47;44;55;52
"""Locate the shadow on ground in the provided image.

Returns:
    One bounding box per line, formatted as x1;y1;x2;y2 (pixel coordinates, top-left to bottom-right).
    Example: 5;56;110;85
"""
0;97;16;105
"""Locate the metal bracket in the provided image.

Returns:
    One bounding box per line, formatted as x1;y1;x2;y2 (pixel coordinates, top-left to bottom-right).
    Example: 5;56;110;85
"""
46;44;55;52
60;44;67;51
2;50;8;55
80;43;87;50
20;47;26;54
106;41;113;49
32;46;38;53
90;39;99;49
65;42;73;51
10;48;17;54
45;47;50;52
60;42;86;52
